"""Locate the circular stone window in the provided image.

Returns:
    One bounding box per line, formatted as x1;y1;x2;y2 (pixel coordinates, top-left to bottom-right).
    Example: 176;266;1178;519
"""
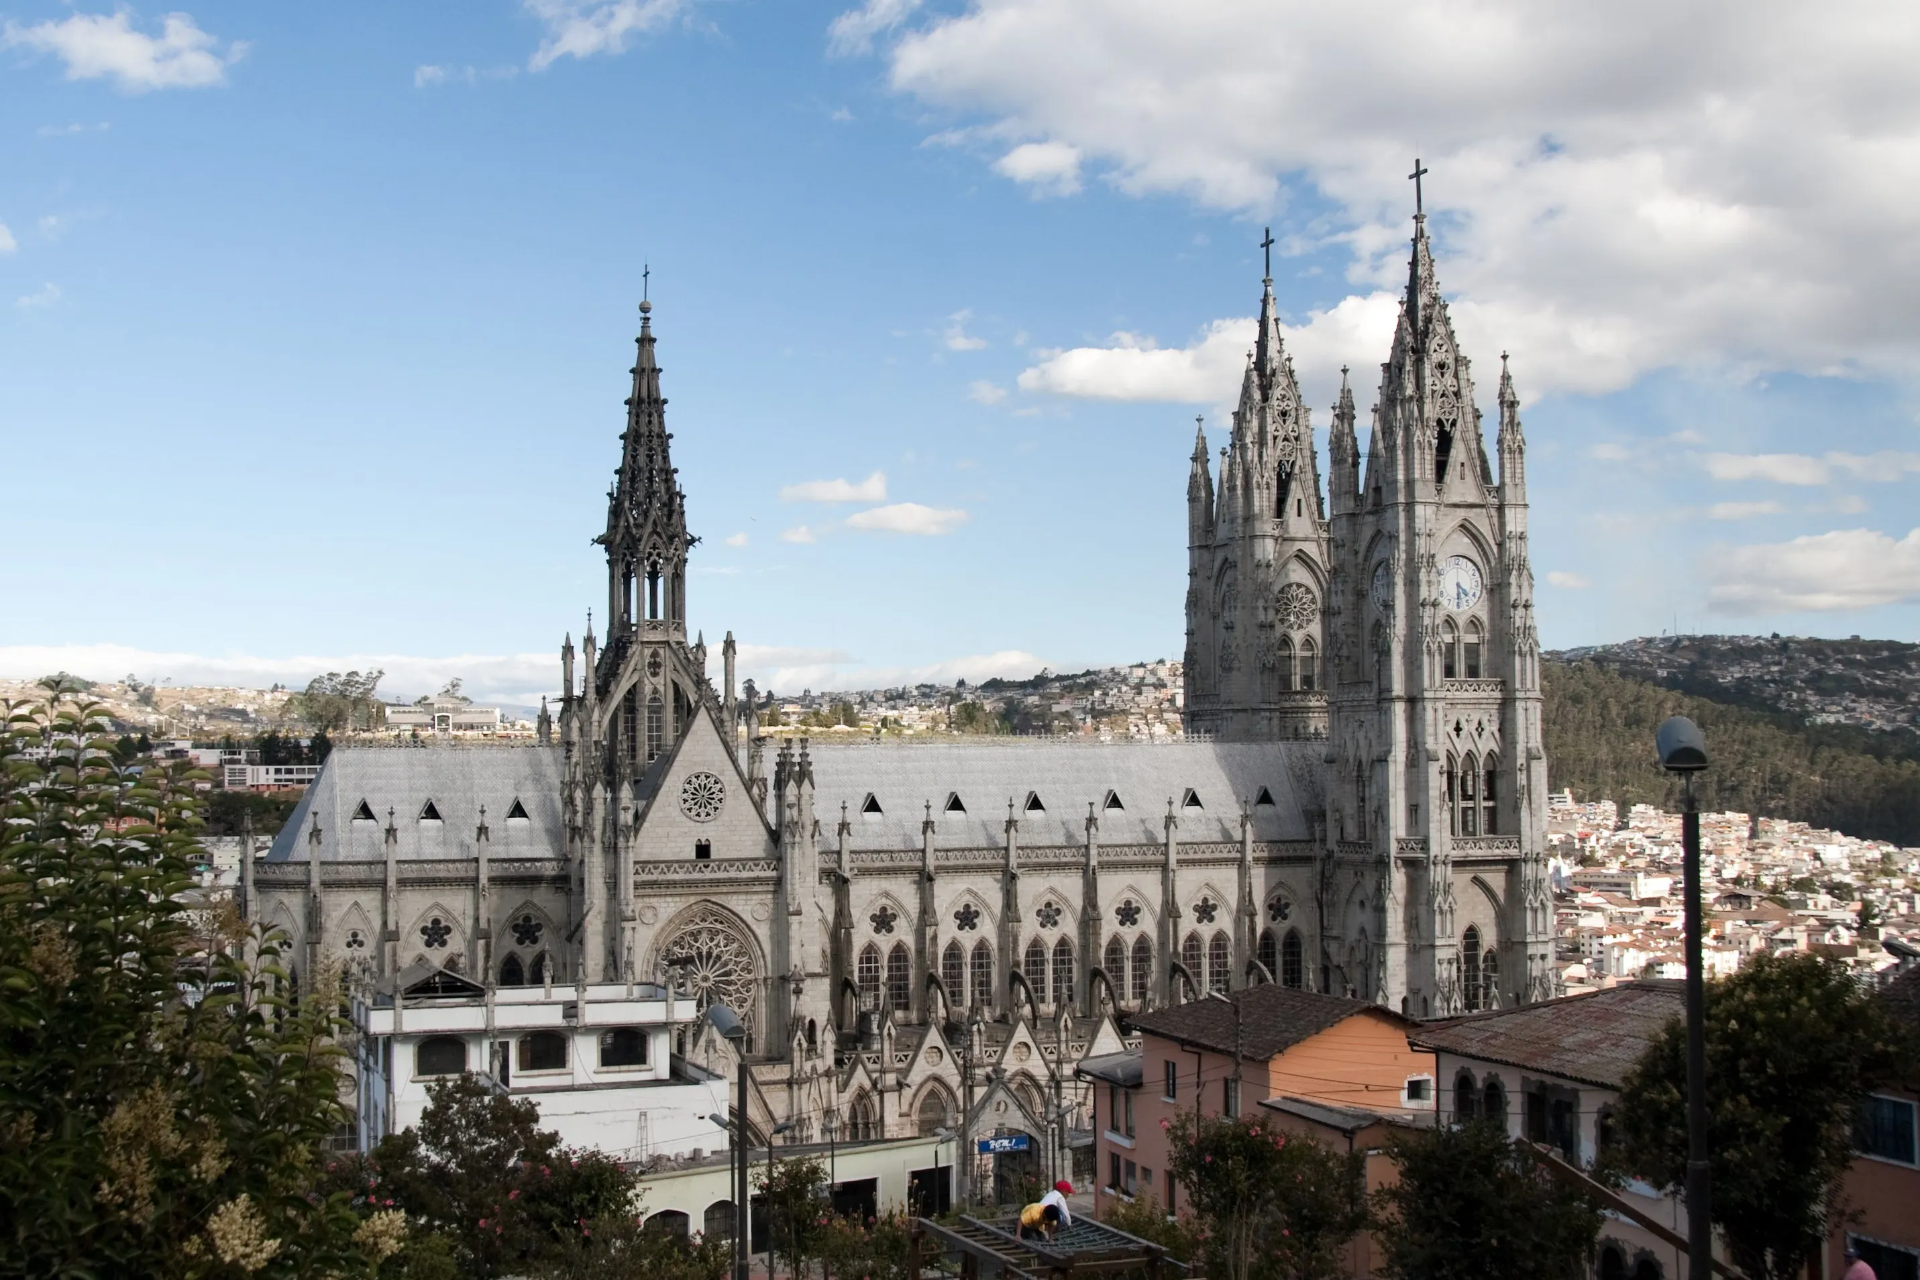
679;771;726;822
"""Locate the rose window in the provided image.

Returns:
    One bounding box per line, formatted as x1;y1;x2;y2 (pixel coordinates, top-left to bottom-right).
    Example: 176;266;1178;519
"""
1193;898;1218;924
869;905;897;935
345;929;366;950
1115;900;1141;927
512;914;544;946
1268;897;1292;923
420;917;451;949
660;906;758;1044
1035;902;1062;929
1275;583;1318;632
954;903;980;932
679;771;726;822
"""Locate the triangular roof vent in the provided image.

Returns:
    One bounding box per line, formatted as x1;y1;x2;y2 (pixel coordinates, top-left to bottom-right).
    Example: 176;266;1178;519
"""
505;798;530;820
861;793;883;815
1103;790;1124;811
1181;788;1203;809
419;800;443;821
944;792;966;814
352;799;376;821
1254;786;1275;807
1024;792;1045;813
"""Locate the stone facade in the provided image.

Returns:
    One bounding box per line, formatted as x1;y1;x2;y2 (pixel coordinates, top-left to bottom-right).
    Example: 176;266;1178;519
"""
255;220;1552;1160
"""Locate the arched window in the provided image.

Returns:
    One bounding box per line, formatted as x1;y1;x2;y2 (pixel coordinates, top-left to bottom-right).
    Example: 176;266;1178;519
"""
704;1201;735;1243
917;1087;952;1138
806;1019;817;1052
1483;1076;1507;1123
1455;1071;1478;1121
646;1210;690;1240
1052;939;1075;1011
1599;1246;1627;1280
1482;945;1500;1010
1464;618;1484;679
517;1031;567;1072
1207;933;1230;994
1181;933;1203;986
599;1027;648;1068
1277;636;1296;693
1482;755;1499;836
1372;622;1390;692
1462;926;1483;1012
1281;930;1304;989
886;943;912;1013
970;941;994;1012
1458;753;1479;836
1024;939;1048;1003
1445;756;1460;836
1299;638;1318;692
857;943;882;1009
1441;619;1459;680
1104;936;1127;1002
646;692;664;762
848;1091;878;1142
942;940;965;1008
529;952;548;985
499;954;524;987
415;1036;466;1078
1257;929;1277;982
1130;936;1151;1005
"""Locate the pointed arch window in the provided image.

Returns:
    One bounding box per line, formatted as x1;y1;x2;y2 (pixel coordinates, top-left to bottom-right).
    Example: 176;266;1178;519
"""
1104;936;1127;1003
857;943;882;1010
942;939;965;1007
885;943;912;1014
1482;755;1499;836
1299;638;1318;691
1052;939;1075;1011
1481;944;1500;1010
1207;933;1231;994
1277;636;1296;693
917;1087;953;1138
646;693;664;762
1282;929;1304;989
1372;622;1390;692
1024;938;1048;1002
1130;936;1151;1004
1455;1070;1479;1120
1257;928;1277;982
1181;932;1202;984
1445;755;1459;836
1441;619;1459;680
500;954;525;987
1464;619;1484;680
529;951;549;985
1457;753;1479;836
1462;926;1483;1012
970;941;994;1012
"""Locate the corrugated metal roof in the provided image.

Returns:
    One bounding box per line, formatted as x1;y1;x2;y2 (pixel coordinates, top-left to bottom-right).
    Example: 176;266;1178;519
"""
1409;981;1685;1089
806;740;1325;851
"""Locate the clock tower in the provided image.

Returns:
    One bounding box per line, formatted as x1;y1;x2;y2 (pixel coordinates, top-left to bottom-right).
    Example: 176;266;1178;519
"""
1320;198;1552;1017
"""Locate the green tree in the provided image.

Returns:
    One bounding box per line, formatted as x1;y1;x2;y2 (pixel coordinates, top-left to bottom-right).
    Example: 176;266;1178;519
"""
756;1154;830;1280
814;1211;917;1280
1608;952;1912;1280
0;693;376;1277
1372;1121;1598;1280
1165;1111;1368;1280
1098;1194;1207;1265
295;671;387;734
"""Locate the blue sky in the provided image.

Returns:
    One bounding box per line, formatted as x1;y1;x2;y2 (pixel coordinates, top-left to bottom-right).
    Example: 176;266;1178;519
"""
4;0;1918;703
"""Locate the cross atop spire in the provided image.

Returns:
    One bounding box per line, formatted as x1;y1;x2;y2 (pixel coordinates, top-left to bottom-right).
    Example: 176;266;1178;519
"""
1409;158;1430;218
1260;226;1275;281
641;262;650;308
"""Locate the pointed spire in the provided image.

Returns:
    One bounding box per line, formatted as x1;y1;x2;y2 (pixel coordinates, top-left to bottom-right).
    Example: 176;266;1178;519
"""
609;295;686;548
1497;351;1527;495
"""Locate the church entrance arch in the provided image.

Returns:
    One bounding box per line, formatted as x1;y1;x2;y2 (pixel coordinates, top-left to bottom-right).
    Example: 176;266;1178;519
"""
650;902;762;1052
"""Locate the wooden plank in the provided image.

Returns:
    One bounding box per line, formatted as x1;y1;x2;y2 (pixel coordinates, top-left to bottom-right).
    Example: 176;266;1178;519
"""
1524;1144;1745;1280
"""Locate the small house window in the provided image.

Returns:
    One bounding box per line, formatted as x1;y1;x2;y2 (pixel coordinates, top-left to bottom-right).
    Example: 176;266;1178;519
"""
695;840;712;860
861;793;883;815
944;792;966;813
1164;1059;1177;1101
518;1031;568;1072
1857;1094;1919;1165
353;800;376;822
1181;788;1203;809
1024;792;1045;813
1405;1076;1432;1103
1104;790;1124;811
599;1028;649;1068
506;798;530;820
415;1036;466;1078
419;800;442;822
1254;786;1274;806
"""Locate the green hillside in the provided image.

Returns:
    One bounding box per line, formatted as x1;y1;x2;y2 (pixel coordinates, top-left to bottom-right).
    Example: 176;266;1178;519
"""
1543;661;1920;847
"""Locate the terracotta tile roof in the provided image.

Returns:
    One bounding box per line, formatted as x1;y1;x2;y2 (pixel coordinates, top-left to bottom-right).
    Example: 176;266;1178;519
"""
1409;981;1684;1089
1123;985;1392;1061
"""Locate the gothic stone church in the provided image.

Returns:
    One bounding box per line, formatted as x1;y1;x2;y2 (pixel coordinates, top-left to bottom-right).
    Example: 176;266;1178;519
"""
256;214;1553;1152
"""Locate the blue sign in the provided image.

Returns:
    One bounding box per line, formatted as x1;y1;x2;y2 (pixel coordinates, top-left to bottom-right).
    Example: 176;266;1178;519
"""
976;1134;1030;1155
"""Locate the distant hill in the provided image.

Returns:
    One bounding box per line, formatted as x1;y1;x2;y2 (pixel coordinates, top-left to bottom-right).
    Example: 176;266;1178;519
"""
1542;658;1920;847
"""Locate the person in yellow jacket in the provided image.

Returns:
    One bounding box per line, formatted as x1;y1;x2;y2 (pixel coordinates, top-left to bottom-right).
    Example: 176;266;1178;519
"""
1017;1201;1063;1241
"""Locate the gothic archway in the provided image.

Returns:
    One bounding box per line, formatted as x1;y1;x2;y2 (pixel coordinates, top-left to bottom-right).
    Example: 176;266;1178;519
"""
652;902;762;1051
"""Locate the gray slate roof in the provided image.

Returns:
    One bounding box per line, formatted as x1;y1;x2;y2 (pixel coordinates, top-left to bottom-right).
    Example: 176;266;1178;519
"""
1409;980;1686;1089
806;740;1324;850
1125;984;1390;1060
267;747;566;862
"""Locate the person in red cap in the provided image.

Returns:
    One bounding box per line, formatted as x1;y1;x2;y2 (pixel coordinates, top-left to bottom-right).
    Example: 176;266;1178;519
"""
1040;1180;1074;1227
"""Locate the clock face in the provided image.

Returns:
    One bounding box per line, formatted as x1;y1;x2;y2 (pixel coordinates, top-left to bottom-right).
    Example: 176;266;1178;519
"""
1369;561;1392;613
1439;556;1484;611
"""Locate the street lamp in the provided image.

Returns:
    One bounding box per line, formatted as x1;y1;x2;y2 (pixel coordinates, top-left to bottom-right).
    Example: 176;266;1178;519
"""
1657;715;1711;1280
933;1126;956;1217
764;1121;796;1280
704;1003;750;1280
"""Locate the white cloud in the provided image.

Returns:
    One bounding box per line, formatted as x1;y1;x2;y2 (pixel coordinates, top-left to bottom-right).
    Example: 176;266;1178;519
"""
723;531;749;547
1705;527;1920;614
968;380;1008;405
827;0;921;57
16;283;61;309
944;309;988;351
0;225;15;256
1703;453;1829;485
1707;500;1783;520
4;11;245;92
415;63;517;87
993;141;1081;197
414;64;448;87
739;644;1048;693
780;471;888;503
37;121;110;136
1825;451;1920;480
525;0;692;71
845;502;969;535
1545;571;1591;589
0;643;562;708
844;0;1920;393
1017;292;1398;411
780;525;817;544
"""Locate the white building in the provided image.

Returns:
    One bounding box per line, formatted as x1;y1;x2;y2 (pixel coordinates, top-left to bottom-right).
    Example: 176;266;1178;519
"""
353;966;730;1160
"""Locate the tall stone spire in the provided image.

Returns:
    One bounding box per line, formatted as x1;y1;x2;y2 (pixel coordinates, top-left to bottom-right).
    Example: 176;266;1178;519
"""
1497;351;1526;497
601;298;696;637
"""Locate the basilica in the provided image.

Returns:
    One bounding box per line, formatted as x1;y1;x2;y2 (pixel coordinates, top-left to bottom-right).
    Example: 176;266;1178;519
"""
255;206;1553;1159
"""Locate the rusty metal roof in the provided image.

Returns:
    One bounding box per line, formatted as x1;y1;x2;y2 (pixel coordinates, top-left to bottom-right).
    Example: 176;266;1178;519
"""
1410;981;1685;1089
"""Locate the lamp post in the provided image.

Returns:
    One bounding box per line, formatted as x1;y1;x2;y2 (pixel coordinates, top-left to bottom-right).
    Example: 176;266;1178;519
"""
1656;716;1711;1280
933;1126;955;1217
704;1004;750;1280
